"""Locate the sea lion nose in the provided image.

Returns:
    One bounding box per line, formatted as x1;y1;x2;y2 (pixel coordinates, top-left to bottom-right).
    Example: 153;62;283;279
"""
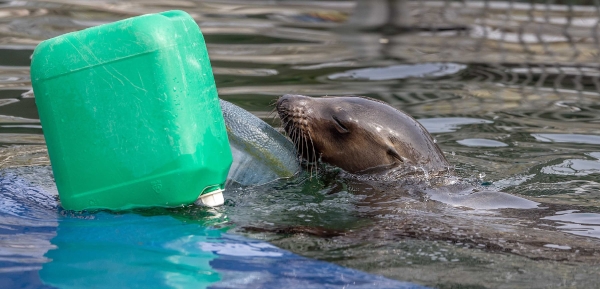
277;94;307;110
277;94;292;110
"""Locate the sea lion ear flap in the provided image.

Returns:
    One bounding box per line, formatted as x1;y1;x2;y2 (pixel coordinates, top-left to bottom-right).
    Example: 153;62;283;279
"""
387;147;404;163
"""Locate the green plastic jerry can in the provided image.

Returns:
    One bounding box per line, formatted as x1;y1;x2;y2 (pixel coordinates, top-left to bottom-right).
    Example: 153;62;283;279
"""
30;10;232;211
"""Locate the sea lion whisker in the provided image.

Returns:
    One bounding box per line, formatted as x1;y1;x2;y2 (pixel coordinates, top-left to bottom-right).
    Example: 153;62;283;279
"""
268;98;278;107
295;132;304;163
289;124;301;161
268;107;278;121
299;131;306;169
288;124;295;143
305;132;313;178
281;117;294;138
281;117;291;132
290;122;297;141
307;130;318;177
303;130;313;178
284;117;295;134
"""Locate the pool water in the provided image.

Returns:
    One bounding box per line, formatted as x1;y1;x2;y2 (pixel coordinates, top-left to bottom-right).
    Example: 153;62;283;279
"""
2;1;600;288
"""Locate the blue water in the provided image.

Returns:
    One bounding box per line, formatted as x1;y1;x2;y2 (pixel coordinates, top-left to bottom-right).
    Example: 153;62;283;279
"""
43;214;423;289
0;167;425;289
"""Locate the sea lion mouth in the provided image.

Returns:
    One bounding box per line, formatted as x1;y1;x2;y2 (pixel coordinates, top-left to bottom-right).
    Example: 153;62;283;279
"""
276;94;318;164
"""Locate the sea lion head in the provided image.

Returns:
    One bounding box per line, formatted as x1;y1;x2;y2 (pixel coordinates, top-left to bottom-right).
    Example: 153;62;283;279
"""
276;94;450;175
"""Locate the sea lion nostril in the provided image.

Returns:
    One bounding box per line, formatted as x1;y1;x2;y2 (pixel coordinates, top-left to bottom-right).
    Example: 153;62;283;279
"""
278;94;301;111
276;98;289;110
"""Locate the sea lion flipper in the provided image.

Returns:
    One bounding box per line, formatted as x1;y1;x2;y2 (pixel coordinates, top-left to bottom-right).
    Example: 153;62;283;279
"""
425;186;539;210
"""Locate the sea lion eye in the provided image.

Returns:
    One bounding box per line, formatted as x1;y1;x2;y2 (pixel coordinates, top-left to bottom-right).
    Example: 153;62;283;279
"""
332;115;349;133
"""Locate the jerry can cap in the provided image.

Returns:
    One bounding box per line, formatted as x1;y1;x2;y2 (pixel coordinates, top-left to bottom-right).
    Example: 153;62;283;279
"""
197;189;225;207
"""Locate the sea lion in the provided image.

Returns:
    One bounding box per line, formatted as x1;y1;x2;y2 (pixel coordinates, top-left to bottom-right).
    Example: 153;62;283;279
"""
276;94;539;210
276;94;450;175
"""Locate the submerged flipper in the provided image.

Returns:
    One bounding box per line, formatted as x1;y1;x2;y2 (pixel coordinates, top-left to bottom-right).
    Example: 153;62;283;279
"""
425;184;539;210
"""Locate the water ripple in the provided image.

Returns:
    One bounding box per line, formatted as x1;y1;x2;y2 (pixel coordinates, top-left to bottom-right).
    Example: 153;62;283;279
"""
544;212;600;239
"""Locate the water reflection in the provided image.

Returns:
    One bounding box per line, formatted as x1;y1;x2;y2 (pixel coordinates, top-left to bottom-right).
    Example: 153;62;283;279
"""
541;158;600;176
2;0;600;288
456;138;508;147
544;211;600;239
418;117;493;134
200;242;283;258
533;133;600;145
38;212;422;289
41;214;222;289
328;63;465;81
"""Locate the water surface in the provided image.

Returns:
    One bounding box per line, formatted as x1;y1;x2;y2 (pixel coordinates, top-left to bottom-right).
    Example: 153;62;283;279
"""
2;1;600;288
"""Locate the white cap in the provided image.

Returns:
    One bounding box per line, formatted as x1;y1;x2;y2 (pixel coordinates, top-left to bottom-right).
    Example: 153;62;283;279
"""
197;189;224;207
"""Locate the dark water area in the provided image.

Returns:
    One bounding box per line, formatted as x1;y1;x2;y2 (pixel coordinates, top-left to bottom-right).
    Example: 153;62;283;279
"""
2;0;600;288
